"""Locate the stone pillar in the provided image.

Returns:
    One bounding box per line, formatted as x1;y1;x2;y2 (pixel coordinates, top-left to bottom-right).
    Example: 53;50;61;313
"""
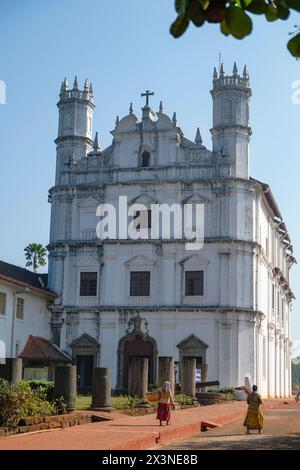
158;357;174;395
200;363;208;392
128;357;148;399
181;357;196;398
11;358;22;384
91;367;112;411
54;365;76;412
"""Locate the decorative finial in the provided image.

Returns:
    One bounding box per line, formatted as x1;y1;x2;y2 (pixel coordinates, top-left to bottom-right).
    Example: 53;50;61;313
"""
195;127;202;145
89;82;93;95
213;67;218;80
243;65;249;78
159;101;163;113
129;102;133;115
60;78;69;94
233;62;238;76
93;132;100;151
172;112;177;126
73;76;78;90
141;90;154;107
220;63;225;78
84;79;89;90
115;115;119;126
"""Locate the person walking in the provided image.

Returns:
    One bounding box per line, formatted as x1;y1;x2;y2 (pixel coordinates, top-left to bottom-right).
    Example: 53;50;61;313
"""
156;381;175;426
243;385;264;434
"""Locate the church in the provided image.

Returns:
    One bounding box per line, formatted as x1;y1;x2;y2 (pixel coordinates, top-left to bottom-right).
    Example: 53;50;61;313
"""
47;64;295;397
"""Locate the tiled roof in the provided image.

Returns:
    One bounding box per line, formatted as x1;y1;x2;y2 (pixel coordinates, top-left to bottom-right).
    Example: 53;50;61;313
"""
0;260;55;297
20;336;71;362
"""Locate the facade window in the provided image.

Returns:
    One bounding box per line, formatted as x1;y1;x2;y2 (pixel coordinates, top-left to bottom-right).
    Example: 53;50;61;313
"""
185;271;204;296
80;272;97;296
16;298;24;320
141;151;150;167
130;271;150;296
0;292;6;315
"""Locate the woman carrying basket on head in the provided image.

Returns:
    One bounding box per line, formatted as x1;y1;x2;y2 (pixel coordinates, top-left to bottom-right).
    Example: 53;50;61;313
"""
156;381;175;426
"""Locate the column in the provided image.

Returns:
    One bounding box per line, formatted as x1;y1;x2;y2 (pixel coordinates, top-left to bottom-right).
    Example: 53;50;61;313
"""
54;365;77;412
181;357;196;398
91;367;112;411
128;357;148;399
158;357;174;395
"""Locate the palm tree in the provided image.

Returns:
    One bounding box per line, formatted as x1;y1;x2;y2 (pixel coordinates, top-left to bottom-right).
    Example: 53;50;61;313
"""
24;243;47;273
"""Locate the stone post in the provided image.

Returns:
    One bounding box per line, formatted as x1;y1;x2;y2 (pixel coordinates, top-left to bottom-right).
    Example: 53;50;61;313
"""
11;358;23;384
181;357;196;398
200;363;208;392
54;365;77;412
128;357;148;399
158;357;174;395
91;367;112;411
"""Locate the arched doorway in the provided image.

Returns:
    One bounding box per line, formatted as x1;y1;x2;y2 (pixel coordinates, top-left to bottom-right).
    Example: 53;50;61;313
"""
117;332;158;391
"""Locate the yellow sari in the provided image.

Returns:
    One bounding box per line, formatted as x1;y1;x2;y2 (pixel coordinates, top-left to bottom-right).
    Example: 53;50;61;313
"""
243;391;264;430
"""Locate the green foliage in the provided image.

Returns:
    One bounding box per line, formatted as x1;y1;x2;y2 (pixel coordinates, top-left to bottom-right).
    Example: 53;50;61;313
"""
0;379;55;428
174;393;194;405
170;0;300;57
24;243;47;272
111;395;143;410
292;360;300;388
27;380;54;402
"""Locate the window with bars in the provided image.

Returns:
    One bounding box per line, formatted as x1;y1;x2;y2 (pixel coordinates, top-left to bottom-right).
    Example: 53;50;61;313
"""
185;271;204;296
130;271;150;296
16;298;24;320
0;292;6;315
80;272;97;296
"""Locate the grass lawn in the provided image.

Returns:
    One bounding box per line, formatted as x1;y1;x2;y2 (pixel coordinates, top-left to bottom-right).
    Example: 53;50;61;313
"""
76;395;92;410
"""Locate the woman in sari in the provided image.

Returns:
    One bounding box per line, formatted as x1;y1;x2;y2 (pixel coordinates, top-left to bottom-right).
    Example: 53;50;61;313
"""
243;385;264;434
156;381;175;426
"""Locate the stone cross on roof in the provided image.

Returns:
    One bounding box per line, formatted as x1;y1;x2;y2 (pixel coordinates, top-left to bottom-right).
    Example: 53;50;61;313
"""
141;90;154;107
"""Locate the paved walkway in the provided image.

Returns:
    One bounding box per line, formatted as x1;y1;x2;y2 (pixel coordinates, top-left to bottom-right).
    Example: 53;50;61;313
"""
158;402;300;450
0;399;292;450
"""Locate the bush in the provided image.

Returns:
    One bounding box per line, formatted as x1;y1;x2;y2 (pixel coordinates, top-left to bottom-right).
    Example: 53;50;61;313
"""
174;394;194;406
28;380;54;402
111;395;143;410
0;379;55;428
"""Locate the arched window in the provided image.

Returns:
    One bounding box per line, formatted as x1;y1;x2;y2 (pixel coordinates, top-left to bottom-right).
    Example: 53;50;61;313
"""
141;151;151;167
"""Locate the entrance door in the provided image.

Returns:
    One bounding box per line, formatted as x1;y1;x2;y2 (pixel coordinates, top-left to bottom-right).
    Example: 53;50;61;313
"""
123;336;154;389
76;355;94;394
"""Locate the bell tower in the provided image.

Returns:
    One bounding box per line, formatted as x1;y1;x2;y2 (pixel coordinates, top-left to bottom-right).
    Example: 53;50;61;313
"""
210;63;252;179
55;77;94;184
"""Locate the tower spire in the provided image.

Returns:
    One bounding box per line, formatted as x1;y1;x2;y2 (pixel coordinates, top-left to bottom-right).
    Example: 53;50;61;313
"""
172;112;177;126
159;101;163;113
115;115;119;126
195;127;202;146
233;62;238;76
73;76;78;90
129;102;133;115
92;132;100;151
220;63;225;78
213;67;218;81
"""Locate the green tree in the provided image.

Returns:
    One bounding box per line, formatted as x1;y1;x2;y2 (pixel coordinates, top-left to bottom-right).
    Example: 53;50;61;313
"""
170;0;300;57
24;243;47;273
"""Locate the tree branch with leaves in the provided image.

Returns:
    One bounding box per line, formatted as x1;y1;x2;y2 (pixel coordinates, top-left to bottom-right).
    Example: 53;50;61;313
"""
24;243;47;273
170;0;300;57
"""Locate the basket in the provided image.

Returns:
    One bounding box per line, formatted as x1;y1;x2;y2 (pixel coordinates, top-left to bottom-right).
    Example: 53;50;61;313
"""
145;391;160;402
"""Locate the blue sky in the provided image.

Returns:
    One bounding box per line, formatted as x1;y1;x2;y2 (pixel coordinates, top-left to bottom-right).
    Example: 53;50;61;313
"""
0;0;299;344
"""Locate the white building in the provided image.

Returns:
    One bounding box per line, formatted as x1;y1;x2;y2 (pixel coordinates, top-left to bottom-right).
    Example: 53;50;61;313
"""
48;65;295;396
0;261;69;380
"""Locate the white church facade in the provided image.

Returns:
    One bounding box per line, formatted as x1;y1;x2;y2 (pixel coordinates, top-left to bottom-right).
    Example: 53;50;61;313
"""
47;65;295;397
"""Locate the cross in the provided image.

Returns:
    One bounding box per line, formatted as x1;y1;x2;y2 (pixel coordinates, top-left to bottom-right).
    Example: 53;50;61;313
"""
141;90;154;107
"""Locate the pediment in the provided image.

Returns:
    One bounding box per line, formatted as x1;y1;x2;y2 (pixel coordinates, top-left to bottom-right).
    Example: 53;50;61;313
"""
129;193;157;206
70;333;100;349
75;255;99;268
182;193;209;204
180;253;209;267
125;254;155;267
177;334;209;350
78;196;99;208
